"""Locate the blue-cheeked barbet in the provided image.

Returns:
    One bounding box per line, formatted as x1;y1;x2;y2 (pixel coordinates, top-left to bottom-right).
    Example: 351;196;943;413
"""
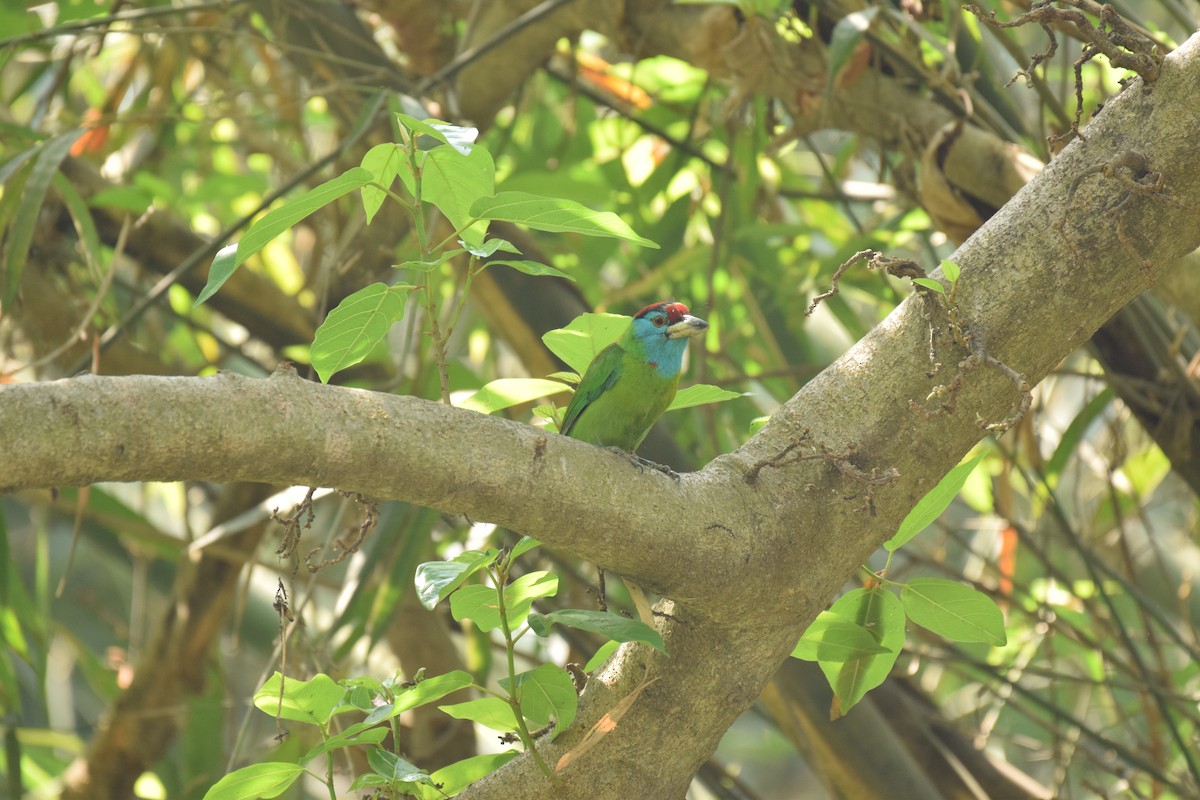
559;302;708;452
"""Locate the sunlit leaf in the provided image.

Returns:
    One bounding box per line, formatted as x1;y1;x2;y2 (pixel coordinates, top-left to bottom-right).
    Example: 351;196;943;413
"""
253;672;346;726
667;384;744;411
886;452;985;552
450;571;557;632
421;145;494;246
470;191;658;247
202;762;305;800
311;282;415;383
360;143;410;223
195;168;372;306
362;670;474;725
439;697;519;732
414;549;500;610
395;113;478;155
542;313;630;374
410;752;521;800
461;238;520;258
458;378;569;414
901;578;1007;645
485;258;574;281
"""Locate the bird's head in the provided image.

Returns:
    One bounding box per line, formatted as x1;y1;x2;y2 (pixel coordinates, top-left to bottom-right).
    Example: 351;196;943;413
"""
632;302;708;342
624;303;705;379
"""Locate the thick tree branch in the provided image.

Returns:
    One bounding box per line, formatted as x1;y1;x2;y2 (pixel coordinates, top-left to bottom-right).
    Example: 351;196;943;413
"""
5;32;1200;800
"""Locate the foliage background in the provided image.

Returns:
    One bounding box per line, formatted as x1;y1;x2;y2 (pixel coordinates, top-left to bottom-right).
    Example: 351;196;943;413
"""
2;0;1199;798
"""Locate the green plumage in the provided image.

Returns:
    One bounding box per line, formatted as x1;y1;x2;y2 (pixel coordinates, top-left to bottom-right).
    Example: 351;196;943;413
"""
559;302;707;453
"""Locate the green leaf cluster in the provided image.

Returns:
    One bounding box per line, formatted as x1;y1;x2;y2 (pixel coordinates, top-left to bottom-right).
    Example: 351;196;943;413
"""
409;536;665;774
194;114;663;384
793;452;1005;714
205;670;494;800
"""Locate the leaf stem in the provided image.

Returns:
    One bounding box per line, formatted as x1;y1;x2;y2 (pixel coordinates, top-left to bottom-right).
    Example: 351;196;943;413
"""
491;565;557;783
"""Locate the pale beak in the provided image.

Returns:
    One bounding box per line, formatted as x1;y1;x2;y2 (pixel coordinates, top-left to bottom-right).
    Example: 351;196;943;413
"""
666;314;709;339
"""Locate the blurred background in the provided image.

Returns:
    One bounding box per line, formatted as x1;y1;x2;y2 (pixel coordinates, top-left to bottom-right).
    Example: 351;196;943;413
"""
2;0;1199;797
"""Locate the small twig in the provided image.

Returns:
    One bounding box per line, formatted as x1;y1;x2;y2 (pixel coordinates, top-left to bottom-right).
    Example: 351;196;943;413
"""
910;330;1032;434
964;1;1164;146
272;486;318;561
807;250;925;316
744;432;898;514
304;493;379;572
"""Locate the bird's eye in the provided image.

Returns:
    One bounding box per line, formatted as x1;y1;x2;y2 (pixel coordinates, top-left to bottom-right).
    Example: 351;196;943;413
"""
653;315;666;327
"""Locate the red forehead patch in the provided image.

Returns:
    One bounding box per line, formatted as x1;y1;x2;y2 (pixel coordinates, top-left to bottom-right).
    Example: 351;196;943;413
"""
634;301;689;322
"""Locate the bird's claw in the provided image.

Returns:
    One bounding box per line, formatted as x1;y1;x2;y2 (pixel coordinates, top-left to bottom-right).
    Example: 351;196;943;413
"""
606;447;681;481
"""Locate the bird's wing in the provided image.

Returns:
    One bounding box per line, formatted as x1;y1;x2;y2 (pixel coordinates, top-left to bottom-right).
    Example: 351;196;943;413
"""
559;343;624;437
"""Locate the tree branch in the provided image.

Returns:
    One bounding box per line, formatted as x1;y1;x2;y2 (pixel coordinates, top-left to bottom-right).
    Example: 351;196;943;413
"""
5;32;1200;800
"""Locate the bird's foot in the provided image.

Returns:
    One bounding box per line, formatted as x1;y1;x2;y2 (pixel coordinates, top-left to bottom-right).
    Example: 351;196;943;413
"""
605;447;681;481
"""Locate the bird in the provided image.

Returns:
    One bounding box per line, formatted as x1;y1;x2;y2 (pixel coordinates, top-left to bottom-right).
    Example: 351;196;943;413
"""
559;301;708;454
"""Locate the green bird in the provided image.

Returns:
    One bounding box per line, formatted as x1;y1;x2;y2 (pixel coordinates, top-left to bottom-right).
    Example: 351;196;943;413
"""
559;301;709;453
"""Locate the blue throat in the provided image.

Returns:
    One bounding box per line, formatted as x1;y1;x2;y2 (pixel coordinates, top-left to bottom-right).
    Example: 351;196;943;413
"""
633;320;688;378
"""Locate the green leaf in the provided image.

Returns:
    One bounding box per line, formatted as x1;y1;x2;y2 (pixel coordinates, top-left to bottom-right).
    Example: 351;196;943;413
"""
941;259;961;283
791;611;891;662
202;762;305;800
3;131;82;307
421;145;495;246
485;258;574;281
53;172;103;276
252;672;346;726
817;588;905;715
911;277;945;294
1046;389;1113;482
411;752;521;799
901;578;1007;645
542;313;631;374
360;143;410;223
393;257;447;273
395;113;478;155
470;191;658;247
509;536;541;561
499;663;578;736
458;378;569;414
505;570;559;614
667;384;743;411
584;640;620;671
885;452;985;552
528;609;666;653
301;726;387;765
450;571;557;632
195;167;372;306
414;549;501;610
362;670;474;725
367;749;433;785
310;282;415;382
461;238;520;258
450;585;503;632
439;697;520;732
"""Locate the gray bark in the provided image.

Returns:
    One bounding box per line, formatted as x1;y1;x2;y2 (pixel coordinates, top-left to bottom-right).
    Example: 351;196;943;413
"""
5;31;1200;800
